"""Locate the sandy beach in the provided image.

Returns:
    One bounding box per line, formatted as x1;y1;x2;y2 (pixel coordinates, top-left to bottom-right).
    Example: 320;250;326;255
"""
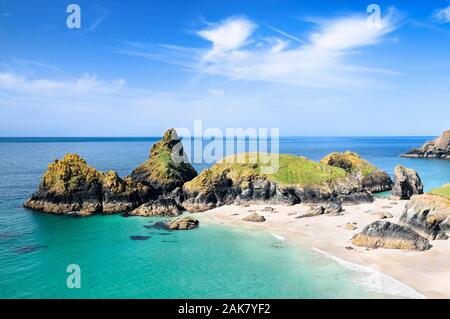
202;198;450;299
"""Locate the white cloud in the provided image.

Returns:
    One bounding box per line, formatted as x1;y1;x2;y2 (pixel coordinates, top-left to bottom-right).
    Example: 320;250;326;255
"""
119;10;401;88
433;6;450;23
198;16;256;61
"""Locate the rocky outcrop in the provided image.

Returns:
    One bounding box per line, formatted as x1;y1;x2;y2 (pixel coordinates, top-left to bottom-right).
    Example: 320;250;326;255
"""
130;128;197;192
352;220;431;250
23;154;155;216
401;129;450;159
24;129;197;216
128;198;181;217
182;152;390;212
167;216;199;230
321;151;393;193
242;212;266;222
392;166;423;200
400;193;450;240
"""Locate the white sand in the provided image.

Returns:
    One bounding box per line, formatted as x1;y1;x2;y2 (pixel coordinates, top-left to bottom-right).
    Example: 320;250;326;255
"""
202;198;450;299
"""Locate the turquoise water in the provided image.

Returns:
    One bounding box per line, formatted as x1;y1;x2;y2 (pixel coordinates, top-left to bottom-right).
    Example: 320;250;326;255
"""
0;137;449;298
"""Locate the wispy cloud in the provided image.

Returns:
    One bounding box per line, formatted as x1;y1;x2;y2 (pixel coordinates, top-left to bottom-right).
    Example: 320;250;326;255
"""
117;9;402;88
432;5;450;23
88;9;109;32
0;72;125;96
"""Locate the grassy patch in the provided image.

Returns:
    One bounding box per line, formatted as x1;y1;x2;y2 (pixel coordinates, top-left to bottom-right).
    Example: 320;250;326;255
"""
321;151;377;176
429;184;450;200
185;152;348;192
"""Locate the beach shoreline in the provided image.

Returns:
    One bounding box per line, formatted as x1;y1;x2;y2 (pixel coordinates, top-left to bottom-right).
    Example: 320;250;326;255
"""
200;198;450;299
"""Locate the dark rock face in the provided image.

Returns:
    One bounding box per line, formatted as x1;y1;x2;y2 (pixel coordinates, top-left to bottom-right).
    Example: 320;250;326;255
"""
392;166;424;200
401;129;450;160
182;176;297;212
128;198;181;217
352;220;431;250
167;216;199;230
400;194;450;240
361;171;393;193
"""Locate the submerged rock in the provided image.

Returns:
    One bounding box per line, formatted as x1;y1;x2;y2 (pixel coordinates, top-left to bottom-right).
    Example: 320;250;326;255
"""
401;129;450;160
168;216;199;230
128;198;181;217
400;193;450;240
352;220;431;250
392;166;424;200
242;212;266;222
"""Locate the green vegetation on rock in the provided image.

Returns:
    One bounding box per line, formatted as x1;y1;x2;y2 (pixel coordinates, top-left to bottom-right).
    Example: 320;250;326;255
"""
320;151;377;177
130;128;197;189
429;184;450;200
185;152;348;192
42;153;102;193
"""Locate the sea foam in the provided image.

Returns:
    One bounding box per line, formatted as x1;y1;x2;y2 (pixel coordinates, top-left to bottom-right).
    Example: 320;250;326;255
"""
271;233;286;241
313;248;426;299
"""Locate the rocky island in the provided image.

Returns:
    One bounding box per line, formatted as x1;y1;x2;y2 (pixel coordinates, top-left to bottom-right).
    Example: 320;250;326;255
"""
401;129;450;159
182;151;393;212
24;132;394;216
24;129;197;217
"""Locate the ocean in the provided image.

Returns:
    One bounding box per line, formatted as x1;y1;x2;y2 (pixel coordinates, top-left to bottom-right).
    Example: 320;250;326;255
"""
0;136;448;298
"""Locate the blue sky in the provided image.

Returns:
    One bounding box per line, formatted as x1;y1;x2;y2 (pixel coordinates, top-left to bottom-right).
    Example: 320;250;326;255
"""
0;0;450;136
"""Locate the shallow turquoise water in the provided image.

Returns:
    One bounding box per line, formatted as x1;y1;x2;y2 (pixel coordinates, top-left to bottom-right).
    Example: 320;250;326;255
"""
0;137;448;298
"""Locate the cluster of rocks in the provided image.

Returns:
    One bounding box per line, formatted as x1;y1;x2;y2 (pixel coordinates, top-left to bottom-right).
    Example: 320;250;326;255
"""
401;129;450;160
351;165;449;250
23;128;449;244
24;129;198;223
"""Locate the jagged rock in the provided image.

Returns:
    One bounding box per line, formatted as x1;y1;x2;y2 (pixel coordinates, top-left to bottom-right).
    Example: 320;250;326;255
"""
352;220;431;250
168;216;199;230
400;193;450;240
128;198;181;217
23;154;155;216
392;165;424;199
101;172;153;214
130;128;197;192
182;152;385;212
323;201;343;215
242;212;266;222
24;129;198;216
401;129;450;159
